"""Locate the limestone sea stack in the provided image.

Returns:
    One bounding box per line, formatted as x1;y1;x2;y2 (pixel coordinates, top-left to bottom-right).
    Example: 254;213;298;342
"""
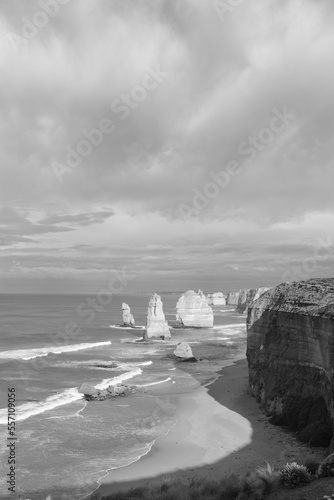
236;287;270;314
122;302;135;327
207;292;226;306
176;290;214;327
247;278;334;448
143;293;171;340
226;291;241;305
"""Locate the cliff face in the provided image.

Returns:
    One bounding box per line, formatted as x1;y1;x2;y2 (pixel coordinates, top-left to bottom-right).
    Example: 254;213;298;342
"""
176;290;214;327
237;287;270;314
247;278;334;448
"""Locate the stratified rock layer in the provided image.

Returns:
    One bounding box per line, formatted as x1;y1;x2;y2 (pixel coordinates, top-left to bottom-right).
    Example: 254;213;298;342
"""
176;290;214;328
207;292;226;306
144;293;171;340
226;291;241;305
247;278;334;448
237;287;271;314
122;302;135;326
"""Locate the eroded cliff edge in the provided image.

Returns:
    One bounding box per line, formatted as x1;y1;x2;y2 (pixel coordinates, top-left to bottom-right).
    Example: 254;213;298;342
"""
246;278;334;449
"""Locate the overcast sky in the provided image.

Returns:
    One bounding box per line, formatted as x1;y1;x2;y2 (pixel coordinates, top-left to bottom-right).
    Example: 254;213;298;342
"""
0;0;334;294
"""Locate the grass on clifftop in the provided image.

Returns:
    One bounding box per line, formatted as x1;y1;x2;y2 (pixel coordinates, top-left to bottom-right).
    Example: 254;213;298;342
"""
97;463;281;500
95;458;334;500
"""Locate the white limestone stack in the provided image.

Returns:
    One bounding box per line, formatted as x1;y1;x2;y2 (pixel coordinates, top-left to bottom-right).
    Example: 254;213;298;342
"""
122;303;135;327
144;293;171;339
176;290;214;327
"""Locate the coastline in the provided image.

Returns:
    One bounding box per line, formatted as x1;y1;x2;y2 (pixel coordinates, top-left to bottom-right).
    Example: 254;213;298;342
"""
94;356;322;499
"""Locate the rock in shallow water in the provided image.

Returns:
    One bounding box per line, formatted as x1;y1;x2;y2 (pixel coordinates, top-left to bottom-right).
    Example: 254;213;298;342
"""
78;382;144;401
176;290;213;327
174;341;197;362
247;278;334;449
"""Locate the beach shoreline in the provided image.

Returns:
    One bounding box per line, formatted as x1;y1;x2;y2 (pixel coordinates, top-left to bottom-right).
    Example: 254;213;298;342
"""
93;356;324;499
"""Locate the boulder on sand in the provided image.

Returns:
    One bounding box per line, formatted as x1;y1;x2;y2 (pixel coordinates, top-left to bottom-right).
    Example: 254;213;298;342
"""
122;303;135;327
143;293;171;340
174;342;197;362
176;290;213;327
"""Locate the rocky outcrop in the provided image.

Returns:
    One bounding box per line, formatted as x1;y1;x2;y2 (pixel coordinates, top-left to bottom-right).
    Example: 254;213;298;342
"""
207;292;226;306
247;278;334;448
174;342;197;362
122;303;135;327
236;287;271;314
176;290;214;328
78;382;144;401
226;291;241;305
143;293;171;340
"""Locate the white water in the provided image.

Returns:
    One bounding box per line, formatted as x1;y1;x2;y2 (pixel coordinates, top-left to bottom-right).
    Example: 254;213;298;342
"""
0;368;142;424
0;341;112;361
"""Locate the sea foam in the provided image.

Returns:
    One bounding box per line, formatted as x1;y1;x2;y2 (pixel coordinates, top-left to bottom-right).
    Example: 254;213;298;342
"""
0;341;112;361
0;367;143;424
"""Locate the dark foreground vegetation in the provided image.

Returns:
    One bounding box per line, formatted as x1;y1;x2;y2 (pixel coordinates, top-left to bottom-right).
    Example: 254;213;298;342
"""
95;455;334;500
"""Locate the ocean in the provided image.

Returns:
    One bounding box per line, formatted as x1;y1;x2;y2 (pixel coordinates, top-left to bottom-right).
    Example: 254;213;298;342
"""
0;293;246;499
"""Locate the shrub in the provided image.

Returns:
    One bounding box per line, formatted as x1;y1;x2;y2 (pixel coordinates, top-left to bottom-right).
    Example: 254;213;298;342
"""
280;462;312;488
218;473;243;499
317;453;334;478
255;462;281;494
304;457;321;476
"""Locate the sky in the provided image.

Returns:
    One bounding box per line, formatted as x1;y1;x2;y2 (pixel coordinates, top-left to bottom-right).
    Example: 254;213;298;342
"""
0;0;334;294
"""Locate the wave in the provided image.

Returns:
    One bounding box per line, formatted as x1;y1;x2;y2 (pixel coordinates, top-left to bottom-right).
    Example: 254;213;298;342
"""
0;341;112;361
0;368;142;424
55;360;153;370
213;324;245;329
139;377;172;387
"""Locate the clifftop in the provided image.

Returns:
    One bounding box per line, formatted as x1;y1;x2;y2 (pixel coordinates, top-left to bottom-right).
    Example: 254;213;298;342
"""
247;278;334;320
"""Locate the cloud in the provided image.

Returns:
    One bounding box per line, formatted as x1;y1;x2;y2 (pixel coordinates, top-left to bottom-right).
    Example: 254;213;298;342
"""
40;210;114;226
1;0;334;291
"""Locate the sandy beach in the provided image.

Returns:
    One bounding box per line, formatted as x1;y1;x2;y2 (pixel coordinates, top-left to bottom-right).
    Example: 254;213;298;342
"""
95;357;322;499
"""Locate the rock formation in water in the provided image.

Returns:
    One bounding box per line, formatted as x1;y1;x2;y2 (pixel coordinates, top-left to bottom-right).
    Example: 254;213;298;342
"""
176;290;214;327
143;293;171;340
78;382;144;401
247;278;334;448
122;302;135;327
236;287;271;314
226;291;241;305
207;292;226;306
174;341;197;362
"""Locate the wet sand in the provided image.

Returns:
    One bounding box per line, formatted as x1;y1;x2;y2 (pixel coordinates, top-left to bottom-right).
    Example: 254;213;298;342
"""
95;357;320;499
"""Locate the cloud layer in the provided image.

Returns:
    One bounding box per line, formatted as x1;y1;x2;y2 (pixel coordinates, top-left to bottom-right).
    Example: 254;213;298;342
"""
1;0;334;293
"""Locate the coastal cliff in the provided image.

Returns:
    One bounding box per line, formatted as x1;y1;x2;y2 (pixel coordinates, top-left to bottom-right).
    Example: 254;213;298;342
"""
237;287;270;314
247;278;334;448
